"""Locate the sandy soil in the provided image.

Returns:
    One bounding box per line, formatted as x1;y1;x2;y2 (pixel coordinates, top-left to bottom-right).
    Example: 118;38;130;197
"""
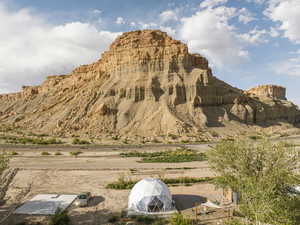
1;138;299;225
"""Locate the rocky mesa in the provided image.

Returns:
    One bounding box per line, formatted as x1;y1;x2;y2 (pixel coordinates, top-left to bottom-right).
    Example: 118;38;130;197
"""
0;30;299;138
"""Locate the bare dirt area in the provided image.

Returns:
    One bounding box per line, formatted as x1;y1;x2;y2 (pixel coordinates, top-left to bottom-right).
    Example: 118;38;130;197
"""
0;143;225;225
1;137;300;225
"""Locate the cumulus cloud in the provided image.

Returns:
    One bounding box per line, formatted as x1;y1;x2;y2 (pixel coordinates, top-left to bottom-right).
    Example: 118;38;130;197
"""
0;3;119;93
115;16;125;25
92;9;102;14
199;0;228;9
265;0;300;43
179;6;248;67
136;21;176;36
273;56;300;77
159;10;178;23
238;8;255;24
238;28;268;44
269;26;280;37
245;0;266;4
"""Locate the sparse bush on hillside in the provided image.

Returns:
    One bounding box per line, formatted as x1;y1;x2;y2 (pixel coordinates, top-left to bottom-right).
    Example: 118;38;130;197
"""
248;135;262;140
168;134;178;140
2;136;62;145
69;151;82;157
72;138;90;145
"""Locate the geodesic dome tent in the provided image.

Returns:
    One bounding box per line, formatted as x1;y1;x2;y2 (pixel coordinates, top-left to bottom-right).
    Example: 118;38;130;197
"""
128;178;175;214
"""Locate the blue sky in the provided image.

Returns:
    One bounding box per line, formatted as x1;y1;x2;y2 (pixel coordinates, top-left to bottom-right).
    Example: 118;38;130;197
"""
1;0;300;106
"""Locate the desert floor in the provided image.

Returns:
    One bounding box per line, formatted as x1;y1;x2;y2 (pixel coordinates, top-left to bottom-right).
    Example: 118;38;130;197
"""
1;136;300;225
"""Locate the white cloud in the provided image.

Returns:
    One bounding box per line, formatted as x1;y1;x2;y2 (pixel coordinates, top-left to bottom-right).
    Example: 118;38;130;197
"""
159;26;176;36
92;9;102;14
199;0;228;9
238;8;255;24
269;26;280;37
179;6;248;67
0;3;119;93
273;56;300;77
238;28;268;44
245;0;265;4
130;22;136;27
137;22;158;29
136;21;176;36
115;16;125;25
159;10;178;23
265;0;300;44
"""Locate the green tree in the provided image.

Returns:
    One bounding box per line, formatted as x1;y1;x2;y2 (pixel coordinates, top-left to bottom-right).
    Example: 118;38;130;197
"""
208;139;300;225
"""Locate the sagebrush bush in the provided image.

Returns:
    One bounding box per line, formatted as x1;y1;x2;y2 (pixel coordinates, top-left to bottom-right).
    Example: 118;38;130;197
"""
72;138;90;145
49;208;70;225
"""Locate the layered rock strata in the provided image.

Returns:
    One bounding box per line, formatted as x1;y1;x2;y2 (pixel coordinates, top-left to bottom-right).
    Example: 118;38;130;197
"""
0;30;299;137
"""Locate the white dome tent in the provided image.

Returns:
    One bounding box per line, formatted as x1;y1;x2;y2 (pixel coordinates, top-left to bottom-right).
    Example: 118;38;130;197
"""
128;178;175;214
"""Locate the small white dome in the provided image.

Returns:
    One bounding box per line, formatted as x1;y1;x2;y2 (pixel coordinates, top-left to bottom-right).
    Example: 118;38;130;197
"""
128;178;174;213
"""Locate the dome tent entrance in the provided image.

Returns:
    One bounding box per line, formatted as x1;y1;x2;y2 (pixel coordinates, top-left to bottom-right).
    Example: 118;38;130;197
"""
128;178;175;214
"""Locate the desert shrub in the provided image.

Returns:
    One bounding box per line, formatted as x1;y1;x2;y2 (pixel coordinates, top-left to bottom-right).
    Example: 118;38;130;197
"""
3;136;62;145
135;215;155;224
170;214;193;225
10;151;18;155
152;219;168;225
28;132;48;137
248;135;262;140
41;151;50;156
54;152;62;156
108;215;119;223
111;135;119;140
72;138;90;145
69;151;82;157
165;167;195;170
168;134;178;140
162;177;212;186
225;219;246;225
120;148;207;163
48;208;70;225
106;175;135;190
106;176;212;190
210;130;219;137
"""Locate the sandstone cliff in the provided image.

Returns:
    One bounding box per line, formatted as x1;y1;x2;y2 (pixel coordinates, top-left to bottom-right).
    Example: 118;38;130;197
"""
0;30;299;137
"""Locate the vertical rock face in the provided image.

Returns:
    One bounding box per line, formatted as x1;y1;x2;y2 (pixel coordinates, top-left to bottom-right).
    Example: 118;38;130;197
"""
246;85;286;100
0;29;299;137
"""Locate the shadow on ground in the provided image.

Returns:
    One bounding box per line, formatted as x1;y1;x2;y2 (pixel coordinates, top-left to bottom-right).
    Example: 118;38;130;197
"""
173;194;206;211
89;196;105;207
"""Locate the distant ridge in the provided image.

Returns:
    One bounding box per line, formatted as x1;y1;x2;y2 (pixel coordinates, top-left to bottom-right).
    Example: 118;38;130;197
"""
0;30;299;138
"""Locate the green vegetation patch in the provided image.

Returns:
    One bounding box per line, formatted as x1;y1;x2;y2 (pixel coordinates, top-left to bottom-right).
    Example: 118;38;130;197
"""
120;148;207;163
41;151;51;156
72;138;90;145
69;151;82;157
106;176;213;190
49;208;70;225
170;214;194;225
1;136;63;145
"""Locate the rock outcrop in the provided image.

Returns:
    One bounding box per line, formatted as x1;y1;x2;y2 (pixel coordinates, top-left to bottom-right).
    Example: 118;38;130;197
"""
0;30;299;137
246;85;286;100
